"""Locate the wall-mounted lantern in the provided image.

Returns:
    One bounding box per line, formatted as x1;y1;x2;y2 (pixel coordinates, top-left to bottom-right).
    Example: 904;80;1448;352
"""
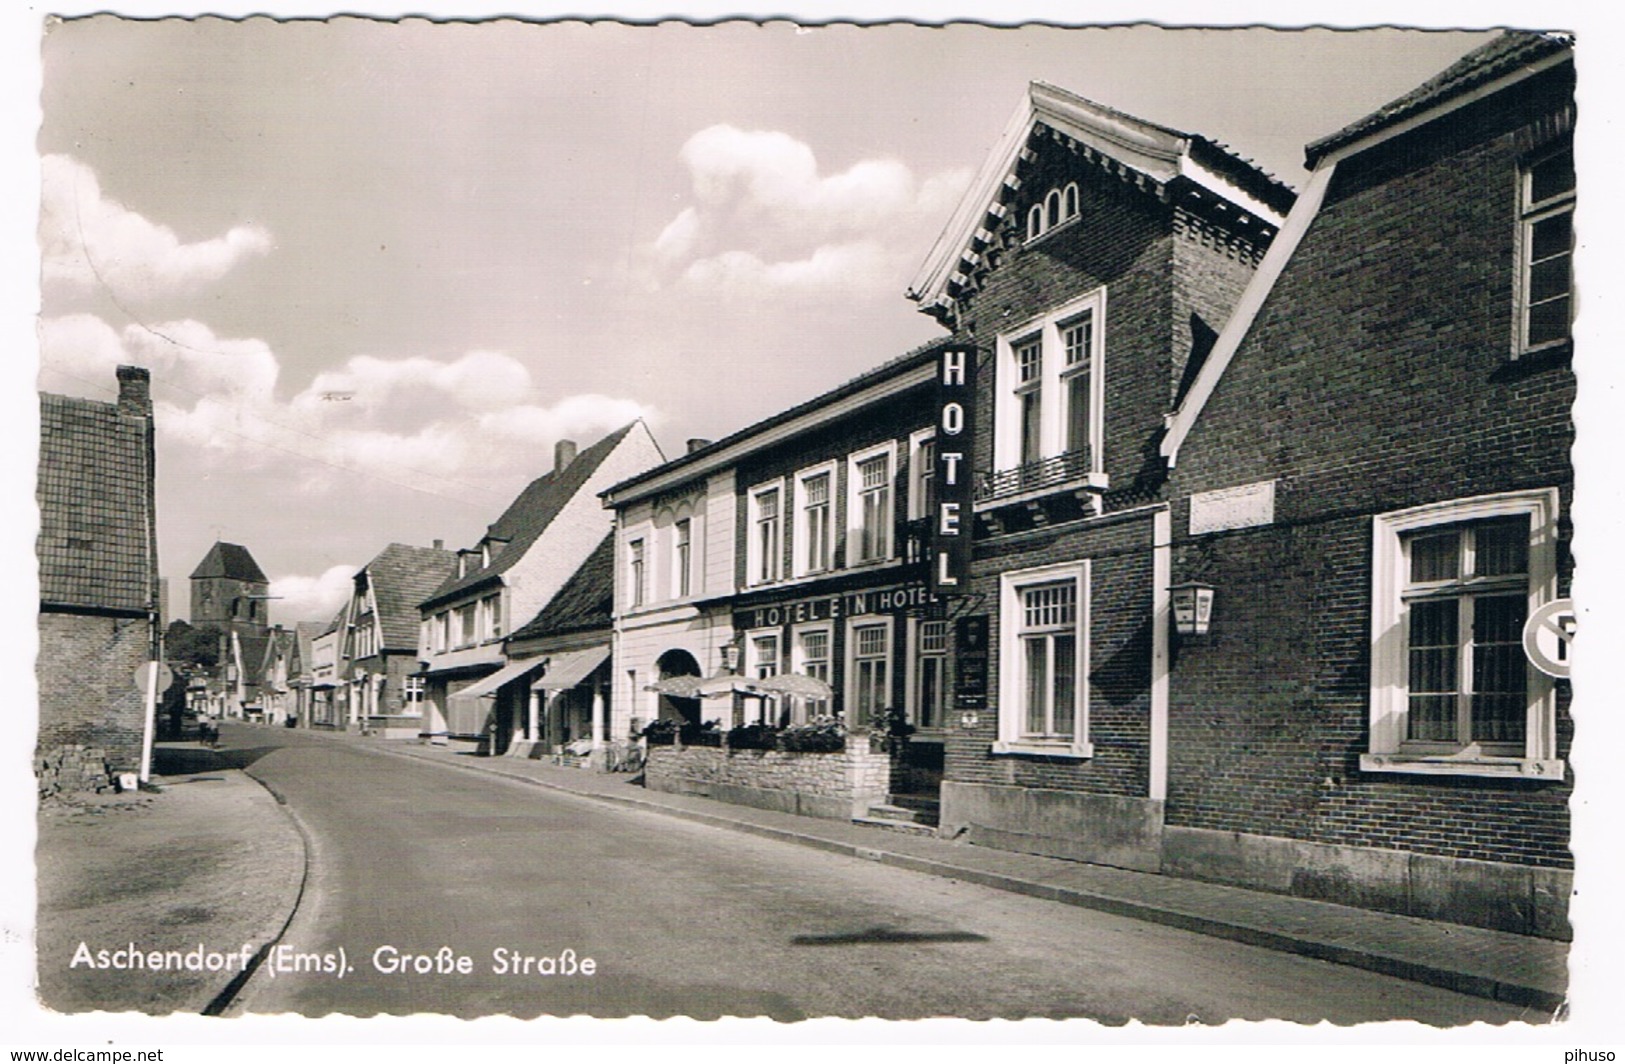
1170;582;1216;638
719;642;741;674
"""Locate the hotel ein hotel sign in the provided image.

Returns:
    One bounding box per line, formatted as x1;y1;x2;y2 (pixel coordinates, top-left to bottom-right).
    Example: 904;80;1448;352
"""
930;345;977;594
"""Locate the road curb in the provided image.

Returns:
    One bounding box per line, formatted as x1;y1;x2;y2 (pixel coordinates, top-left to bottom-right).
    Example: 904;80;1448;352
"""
317;732;1564;1013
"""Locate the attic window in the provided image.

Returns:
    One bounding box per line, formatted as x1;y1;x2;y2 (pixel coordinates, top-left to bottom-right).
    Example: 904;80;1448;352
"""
65;536;92;551
1025;182;1083;242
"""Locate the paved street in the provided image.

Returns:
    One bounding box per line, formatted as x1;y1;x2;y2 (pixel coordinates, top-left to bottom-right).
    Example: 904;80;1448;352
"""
221;726;1532;1024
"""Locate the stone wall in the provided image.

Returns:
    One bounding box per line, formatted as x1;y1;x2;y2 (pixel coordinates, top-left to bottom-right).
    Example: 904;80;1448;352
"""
37;611;149;796
645;742;892;820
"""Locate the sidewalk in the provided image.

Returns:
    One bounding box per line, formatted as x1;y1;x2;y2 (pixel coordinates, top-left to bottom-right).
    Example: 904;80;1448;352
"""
34;743;306;1015
304;725;1568;1014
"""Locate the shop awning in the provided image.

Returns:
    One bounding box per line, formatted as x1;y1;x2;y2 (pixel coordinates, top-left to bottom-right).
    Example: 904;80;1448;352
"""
455;656;549;701
532;645;610;691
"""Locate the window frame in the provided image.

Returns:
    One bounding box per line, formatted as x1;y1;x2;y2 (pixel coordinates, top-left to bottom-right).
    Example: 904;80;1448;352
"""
627;537;647;610
907;428;937;521
992;288;1107;477
746;480;786;586
905;616;950;732
790;622;833;723
1363;488;1563;779
845;617;893;729
1514;142;1575;357
846;441;898;568
672;517;693;599
995;560;1091;758
792;462;838;578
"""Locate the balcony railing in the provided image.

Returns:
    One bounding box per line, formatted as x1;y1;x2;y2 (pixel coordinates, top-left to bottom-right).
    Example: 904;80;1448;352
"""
976;448;1094;504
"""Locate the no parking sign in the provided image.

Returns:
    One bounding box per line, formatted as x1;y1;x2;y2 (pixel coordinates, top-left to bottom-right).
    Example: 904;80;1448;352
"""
1522;599;1575;679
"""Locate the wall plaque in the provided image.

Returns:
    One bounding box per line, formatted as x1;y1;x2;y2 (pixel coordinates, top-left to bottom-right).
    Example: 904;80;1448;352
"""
1190;479;1276;535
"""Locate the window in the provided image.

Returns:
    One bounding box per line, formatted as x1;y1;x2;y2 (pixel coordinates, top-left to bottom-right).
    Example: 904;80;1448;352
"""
912;619;948;729
481;593;502;640
1024;182;1081;240
848;621;891;728
1062;311;1094;455
456;603;477;648
993;289;1106;485
1518;144;1574;353
749;632;780;681
402;675;425;718
909;431;937;520
1364;489;1562;779
793;626;831;721
748;483;783;585
436;611;451;654
628;538;646;608
996;561;1090;757
673;518;692;598
848;443;896;565
794;464;836;576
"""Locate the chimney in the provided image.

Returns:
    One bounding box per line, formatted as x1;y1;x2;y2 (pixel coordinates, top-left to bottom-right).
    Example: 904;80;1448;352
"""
116;365;151;416
686;438;712;455
432;539;444;550
555;439;578;473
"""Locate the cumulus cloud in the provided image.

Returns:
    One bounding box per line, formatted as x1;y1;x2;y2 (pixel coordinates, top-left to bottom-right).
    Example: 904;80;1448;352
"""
269;565;359;624
40;154;273;298
38;313;655;496
646;125;972;295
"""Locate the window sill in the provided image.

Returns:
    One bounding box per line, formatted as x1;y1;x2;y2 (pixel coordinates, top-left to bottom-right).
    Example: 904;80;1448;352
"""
1360;752;1564;780
991;739;1093;760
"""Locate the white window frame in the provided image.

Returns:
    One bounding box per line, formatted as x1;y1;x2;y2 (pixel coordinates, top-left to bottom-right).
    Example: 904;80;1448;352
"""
1514;142;1575;357
747;480;785;587
846;441;898;568
628;537;647;609
790;622;833;723
746;628;780;681
995;560;1091;758
907;428;936;521
792;462;838;578
672;516;693;599
1362;488;1563;779
993;288;1106;476
845;617;893;729
905;616;949;732
402;674;425;718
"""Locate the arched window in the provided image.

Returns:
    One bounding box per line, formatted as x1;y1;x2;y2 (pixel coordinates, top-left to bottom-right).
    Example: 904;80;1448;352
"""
1027;204;1044;241
1045;190;1062;230
1063;183;1080;220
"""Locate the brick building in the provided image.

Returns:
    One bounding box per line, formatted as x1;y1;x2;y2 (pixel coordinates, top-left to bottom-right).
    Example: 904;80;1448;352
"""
906;82;1293;869
1156;32;1575;935
36;365;161;795
189;541;270;639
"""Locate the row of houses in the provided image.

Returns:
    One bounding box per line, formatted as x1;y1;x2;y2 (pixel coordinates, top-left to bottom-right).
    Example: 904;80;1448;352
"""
45;30;1573;941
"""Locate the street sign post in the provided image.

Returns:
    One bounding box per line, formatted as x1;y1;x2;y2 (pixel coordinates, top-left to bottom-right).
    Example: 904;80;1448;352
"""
1522;598;1575;679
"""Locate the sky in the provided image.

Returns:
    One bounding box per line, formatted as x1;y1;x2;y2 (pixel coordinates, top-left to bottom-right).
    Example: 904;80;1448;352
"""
24;16;1555;629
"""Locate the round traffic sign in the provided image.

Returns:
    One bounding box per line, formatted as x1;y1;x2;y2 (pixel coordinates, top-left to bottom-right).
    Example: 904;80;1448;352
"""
1522;599;1575;679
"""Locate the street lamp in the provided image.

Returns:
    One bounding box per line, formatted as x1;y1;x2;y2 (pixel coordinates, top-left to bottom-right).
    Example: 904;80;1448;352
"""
1170;582;1216;638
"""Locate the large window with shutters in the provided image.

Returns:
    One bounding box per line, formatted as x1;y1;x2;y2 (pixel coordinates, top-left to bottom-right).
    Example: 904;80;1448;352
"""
995;561;1090;758
1363;490;1563;779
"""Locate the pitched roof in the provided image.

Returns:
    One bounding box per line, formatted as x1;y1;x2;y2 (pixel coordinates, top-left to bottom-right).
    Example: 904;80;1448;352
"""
908;80;1296;316
422;423;636;609
236;633;270;684
362;542;459;650
509;533;614;643
1306;31;1574;165
602;335;953;505
190;541;268;583
37;388;154;612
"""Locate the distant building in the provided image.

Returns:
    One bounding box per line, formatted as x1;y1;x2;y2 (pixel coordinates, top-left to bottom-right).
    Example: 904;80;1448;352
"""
37;365;160;795
190;541;270;638
334;542;457;738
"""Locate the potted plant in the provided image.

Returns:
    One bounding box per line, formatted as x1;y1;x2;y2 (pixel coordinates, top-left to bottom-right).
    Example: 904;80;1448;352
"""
870;706;915;756
777;714;847;753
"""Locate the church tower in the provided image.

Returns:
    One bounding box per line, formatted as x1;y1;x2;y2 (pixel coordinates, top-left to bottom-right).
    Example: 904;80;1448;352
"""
189;541;270;637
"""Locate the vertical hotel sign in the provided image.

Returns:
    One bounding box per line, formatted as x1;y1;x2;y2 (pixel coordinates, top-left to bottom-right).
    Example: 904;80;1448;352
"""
930;345;976;595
